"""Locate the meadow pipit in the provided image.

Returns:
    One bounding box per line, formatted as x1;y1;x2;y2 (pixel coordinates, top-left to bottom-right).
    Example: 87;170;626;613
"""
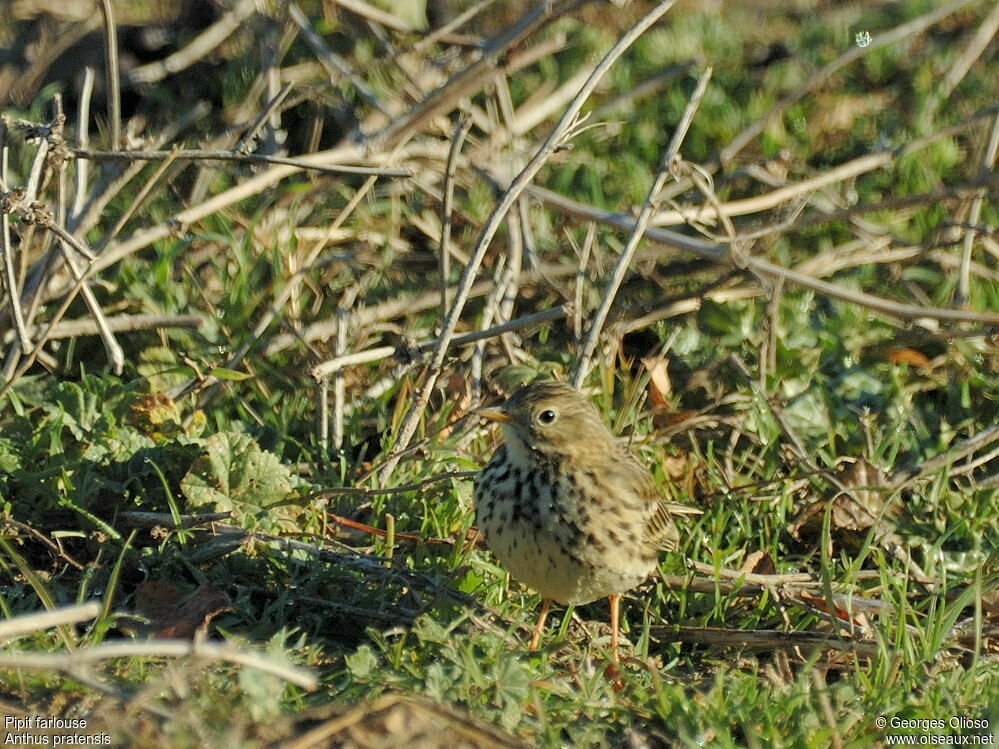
473;381;700;659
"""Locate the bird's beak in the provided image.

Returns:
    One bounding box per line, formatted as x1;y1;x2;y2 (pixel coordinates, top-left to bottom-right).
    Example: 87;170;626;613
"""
476;406;511;423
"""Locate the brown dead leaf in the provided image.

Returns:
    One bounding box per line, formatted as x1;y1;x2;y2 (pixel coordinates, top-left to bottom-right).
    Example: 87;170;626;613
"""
886;348;933;368
641;356;672;408
655;409;699;428
657;449;708;500
661;453;688;480
740;550;777;576
130;582;233;639
833;457;890;529
126;392;184;441
798;591;873;636
788;458;892;542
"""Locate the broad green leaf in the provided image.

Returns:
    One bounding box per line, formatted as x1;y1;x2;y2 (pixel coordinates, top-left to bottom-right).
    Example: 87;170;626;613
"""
181;432;298;533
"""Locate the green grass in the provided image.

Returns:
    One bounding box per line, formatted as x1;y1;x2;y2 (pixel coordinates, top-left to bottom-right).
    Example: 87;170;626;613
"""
1;0;998;746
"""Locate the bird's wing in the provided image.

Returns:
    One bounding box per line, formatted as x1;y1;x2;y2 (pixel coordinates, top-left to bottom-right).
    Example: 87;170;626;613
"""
645;500;682;552
604;446;660;505
602;446;702;553
644;499;703;552
660;502;704;517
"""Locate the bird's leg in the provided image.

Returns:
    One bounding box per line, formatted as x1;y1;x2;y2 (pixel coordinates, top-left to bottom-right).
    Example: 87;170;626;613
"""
603;594;626;689
529;598;553;650
608;594;620;662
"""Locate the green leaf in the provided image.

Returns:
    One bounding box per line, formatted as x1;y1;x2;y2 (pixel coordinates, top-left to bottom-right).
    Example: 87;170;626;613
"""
412;614;447;645
493;656;531;729
181;432;298;533
424;662;451;701
345;645;378;680
207;367;253;382
0;438;20;473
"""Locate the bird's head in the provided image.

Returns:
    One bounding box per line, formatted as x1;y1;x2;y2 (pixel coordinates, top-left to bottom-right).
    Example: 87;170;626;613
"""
476;381;614;459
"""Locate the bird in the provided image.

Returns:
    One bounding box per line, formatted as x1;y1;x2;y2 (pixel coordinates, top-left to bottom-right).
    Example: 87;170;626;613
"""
473;380;700;660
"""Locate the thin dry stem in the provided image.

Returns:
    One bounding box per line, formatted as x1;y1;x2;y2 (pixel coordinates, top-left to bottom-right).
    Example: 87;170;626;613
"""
333;308;348;451
97;0;120;150
71;66;94;222
289;3;387;115
956;111;999;307
125;0;258;85
439;113;473;320
529;183;999;326
72;148;412;177
379;0;679;484
573;65;711;387
174;172;384;400
939;0;999;100
0;640;318;690
312;304;571;379
0;603;102;641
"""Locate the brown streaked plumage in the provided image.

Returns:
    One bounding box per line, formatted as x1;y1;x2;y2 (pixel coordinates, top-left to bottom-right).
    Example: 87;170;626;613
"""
473;381;700;659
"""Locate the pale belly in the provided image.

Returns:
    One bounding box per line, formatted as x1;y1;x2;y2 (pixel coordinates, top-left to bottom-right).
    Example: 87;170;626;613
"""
480;515;654;605
474;445;658;605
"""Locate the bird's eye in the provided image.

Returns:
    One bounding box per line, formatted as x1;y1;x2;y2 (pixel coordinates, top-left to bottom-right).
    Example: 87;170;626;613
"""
537;409;557;425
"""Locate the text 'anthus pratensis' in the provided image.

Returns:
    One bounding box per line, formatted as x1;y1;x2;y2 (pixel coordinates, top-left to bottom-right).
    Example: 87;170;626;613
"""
473;381;701;660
